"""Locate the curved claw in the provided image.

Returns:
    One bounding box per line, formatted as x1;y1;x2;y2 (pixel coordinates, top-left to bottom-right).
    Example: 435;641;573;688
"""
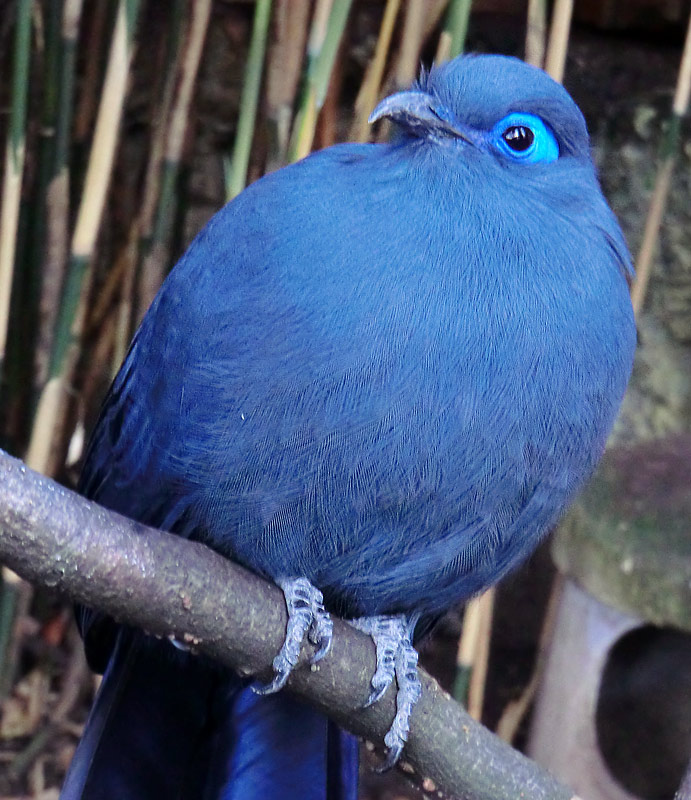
363;686;387;708
348;613;422;767
253;668;290;696
376;740;404;773
253;577;333;697
307;601;333;664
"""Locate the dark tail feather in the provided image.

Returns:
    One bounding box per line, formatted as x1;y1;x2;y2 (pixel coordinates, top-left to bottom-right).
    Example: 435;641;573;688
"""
207;684;359;800
61;630;359;799
60;628;231;799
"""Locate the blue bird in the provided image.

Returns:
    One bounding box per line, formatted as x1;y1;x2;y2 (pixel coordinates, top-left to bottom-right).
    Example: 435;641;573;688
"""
60;54;635;799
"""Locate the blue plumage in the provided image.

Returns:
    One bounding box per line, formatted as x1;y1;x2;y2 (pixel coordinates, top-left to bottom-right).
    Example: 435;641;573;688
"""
62;55;635;798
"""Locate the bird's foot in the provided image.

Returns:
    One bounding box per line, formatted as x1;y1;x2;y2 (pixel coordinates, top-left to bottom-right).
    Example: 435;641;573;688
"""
254;577;333;695
349;614;422;769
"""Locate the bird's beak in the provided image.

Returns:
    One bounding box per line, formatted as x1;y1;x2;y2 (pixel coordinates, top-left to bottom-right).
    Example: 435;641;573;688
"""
369;91;477;144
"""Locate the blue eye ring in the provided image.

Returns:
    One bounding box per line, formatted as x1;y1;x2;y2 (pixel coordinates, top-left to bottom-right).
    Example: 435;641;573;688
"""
492;112;559;164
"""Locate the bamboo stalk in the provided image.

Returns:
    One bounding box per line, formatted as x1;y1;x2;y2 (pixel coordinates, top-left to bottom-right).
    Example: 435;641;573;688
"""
453;594;484;705
35;0;84;391
73;1;109;147
288;0;353;162
138;0;212;321
0;0;32;378
467;587;494;721
50;0;140;379
265;0;311;170
226;0;273;200
20;0;62;395
26;0;141;476
496;574;564;743
128;0;186;329
453;588;494;718
0;572;32;701
0;1;40;680
396;0;425;88
437;0;472;63
314;39;345;151
525;0;547;68
350;0;401;142
630;11;691;317
543;0;573;84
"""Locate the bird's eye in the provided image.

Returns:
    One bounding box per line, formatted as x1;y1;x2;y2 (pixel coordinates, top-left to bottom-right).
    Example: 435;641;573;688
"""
492;112;559;164
503;125;534;151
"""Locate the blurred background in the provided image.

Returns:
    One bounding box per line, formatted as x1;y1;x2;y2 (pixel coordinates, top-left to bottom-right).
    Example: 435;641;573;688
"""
0;1;690;798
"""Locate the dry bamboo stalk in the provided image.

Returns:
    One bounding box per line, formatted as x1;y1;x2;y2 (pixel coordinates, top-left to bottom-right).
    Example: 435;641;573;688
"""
630;158;676;317
424;0;453;42
265;0;311;169
350;0;401;142
525;0;547;68
113;225;139;370
166;0;212;168
544;0;573;84
315;42;344;150
453;590;483;705
466;587;494;721
0;153;25;366
435;30;452;64
496;574;564;743
630;11;691;317
396;0;425;88
70;1;135;263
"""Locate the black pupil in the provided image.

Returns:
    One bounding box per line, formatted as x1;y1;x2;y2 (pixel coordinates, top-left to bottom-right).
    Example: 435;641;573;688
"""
503;125;534;152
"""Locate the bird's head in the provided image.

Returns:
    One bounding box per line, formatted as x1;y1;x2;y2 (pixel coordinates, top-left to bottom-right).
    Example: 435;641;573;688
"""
370;54;590;168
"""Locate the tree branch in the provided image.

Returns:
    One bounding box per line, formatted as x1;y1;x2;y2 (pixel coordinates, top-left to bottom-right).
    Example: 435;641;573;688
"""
0;448;578;800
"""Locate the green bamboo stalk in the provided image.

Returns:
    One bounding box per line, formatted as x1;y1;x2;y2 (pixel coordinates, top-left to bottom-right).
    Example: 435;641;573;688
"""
441;0;473;62
48;0;140;381
26;0;64;387
1;0;63;441
226;0;273;200
55;0;84;174
631;11;691;317
34;0;84;393
0;0;34;690
137;0;212;324
0;573;32;701
288;0;353;163
0;0;32;380
26;0;141;476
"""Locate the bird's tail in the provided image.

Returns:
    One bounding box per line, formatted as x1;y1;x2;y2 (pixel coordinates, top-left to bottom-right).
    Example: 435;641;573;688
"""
60;629;359;800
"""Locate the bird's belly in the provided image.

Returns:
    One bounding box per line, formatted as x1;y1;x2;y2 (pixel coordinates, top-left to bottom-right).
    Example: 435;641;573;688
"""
208;373;591;619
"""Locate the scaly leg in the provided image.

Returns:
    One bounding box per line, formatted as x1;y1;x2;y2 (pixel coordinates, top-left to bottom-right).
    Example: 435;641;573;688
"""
254;577;333;695
349;614;422;768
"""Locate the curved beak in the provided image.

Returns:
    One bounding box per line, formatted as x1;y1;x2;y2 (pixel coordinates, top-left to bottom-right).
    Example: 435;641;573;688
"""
369;91;477;145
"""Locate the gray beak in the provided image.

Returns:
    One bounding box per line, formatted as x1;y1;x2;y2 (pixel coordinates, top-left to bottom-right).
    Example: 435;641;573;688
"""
369;91;477;144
